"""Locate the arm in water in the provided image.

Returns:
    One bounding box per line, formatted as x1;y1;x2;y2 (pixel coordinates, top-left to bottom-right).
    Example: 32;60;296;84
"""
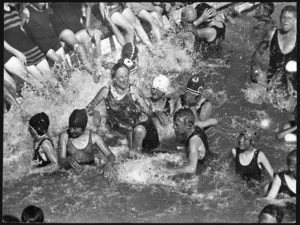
258;151;274;179
266;174;281;198
250;27;276;83
58;131;80;169
167;136;202;174
92;132;116;177
276;125;297;140
31;140;59;174
85;86;109;115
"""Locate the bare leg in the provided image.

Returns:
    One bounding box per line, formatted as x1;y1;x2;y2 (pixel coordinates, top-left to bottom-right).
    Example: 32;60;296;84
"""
138;9;161;41
4;69;17;90
132;125;146;152
151;11;164;29
4;57;43;89
111;11;135;43
122;8;152;48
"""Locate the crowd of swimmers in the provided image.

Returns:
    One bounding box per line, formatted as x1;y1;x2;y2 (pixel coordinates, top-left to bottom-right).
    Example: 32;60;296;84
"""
3;2;297;223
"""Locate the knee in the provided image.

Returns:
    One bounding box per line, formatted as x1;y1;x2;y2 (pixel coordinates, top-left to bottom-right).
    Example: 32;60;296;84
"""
133;125;146;137
126;23;135;34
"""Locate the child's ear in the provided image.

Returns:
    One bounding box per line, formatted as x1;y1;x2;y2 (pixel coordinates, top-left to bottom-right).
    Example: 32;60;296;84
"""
289;164;295;171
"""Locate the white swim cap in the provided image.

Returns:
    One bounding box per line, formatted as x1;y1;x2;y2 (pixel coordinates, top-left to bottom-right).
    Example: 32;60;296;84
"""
152;75;170;94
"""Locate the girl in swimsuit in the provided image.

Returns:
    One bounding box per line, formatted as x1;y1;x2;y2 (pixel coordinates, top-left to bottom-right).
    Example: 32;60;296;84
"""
28;112;58;174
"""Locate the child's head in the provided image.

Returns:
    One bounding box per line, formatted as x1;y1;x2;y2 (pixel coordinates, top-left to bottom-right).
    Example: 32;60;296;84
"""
29;112;50;138
287;150;297;179
181;6;197;23
173;108;195;137
256;3;275;17
21;205;44;222
151;75;170;100
258;204;284;223
185;74;204;105
68;109;88;138
238;125;260;149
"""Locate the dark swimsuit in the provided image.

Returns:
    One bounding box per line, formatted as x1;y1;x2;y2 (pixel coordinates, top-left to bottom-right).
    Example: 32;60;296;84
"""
66;130;95;165
105;86;159;153
195;21;226;54
4;6;45;66
33;138;54;167
234;148;262;181
23;5;61;54
185;126;214;174
268;29;297;88
277;171;296;197
49;2;84;37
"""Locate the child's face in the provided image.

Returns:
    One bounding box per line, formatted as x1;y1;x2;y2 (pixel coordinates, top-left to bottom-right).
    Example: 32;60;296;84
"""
258;213;278;223
173;117;189;137
185;91;200;106
238;132;252;150
113;67;130;90
151;88;165;100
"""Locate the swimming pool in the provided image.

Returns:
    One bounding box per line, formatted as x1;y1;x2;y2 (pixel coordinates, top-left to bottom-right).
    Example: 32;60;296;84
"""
3;2;296;223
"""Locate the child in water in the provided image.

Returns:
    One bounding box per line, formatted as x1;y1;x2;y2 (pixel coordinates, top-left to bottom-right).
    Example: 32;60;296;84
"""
175;74;217;131
28;112;58;174
276;105;297;143
21;205;44;222
257;204;284;223
267;150;296;199
165;108;215;175
230;125;274;182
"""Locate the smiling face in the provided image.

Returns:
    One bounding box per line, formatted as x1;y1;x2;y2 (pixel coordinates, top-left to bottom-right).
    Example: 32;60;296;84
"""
113;67;130;90
280;11;296;32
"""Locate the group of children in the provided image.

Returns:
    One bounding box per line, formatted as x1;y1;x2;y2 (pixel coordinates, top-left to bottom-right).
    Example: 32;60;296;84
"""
4;2;297;223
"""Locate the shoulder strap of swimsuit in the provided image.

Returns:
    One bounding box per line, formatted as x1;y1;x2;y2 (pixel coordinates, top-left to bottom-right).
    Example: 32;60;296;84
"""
38;138;54;148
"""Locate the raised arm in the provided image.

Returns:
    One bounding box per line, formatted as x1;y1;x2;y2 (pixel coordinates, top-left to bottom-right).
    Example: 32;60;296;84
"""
86;86;108;113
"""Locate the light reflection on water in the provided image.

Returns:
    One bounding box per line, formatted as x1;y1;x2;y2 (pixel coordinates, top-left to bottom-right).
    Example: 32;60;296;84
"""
3;3;296;223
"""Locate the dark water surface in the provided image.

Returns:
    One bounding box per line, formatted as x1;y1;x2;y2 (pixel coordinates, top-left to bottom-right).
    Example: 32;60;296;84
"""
3;3;296;223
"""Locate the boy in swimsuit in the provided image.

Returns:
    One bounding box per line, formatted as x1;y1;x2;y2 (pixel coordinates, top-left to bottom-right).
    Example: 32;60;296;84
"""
58;109;115;177
175;74;217;131
165;108;214;175
230;125;274;182
267;150;296;198
258;204;284;223
28;112;58;174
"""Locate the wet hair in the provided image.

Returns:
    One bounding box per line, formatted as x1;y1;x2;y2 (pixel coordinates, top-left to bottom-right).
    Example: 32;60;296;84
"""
173;108;195;125
111;62;130;79
287;149;296;166
281;5;297;17
69;109;88;130
195;3;213;18
29;112;50;136
259;204;284;223
2;214;20;222
21;205;44;222
262;2;275;16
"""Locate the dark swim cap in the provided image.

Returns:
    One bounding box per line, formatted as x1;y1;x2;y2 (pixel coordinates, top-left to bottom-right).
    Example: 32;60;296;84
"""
69;109;88;129
186;74;204;95
29;112;50;136
121;42;138;60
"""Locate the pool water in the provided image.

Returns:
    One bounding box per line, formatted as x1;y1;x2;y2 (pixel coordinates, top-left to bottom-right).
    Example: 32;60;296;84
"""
2;3;296;223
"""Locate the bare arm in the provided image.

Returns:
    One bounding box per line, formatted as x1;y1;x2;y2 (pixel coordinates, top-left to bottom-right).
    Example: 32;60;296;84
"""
132;87;154;117
84;3;94;28
276;125;297;140
58;131;79;169
86;86;108;112
31;140;59;174
4;41;27;65
168;136;201;174
99;3;106;21
92;133;115;164
193;8;216;27
258;151;274;179
20;7;29;26
266;174;281;198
